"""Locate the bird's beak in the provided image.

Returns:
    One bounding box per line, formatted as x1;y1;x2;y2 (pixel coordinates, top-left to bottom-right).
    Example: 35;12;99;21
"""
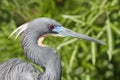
52;26;105;44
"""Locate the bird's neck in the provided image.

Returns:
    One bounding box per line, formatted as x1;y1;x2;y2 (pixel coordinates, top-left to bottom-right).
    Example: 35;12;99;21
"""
21;30;62;80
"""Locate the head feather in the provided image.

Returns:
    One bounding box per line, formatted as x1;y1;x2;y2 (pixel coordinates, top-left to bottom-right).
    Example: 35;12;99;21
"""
9;22;29;39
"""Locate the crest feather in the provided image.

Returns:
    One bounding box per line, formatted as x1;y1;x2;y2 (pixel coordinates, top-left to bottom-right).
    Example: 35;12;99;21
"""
9;23;29;39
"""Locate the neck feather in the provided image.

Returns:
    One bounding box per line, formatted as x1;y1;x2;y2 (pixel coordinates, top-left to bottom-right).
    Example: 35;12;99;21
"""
21;29;61;80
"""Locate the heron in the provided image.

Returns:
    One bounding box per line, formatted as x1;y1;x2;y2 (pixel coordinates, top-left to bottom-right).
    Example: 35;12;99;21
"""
0;18;105;80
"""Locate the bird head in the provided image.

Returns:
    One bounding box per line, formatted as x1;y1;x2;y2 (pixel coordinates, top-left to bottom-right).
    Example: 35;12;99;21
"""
9;17;105;44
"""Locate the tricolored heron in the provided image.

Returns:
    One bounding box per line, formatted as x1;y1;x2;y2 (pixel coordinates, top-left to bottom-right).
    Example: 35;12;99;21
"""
0;18;104;80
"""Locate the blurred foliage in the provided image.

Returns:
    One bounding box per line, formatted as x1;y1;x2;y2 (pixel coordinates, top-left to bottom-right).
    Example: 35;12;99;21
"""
0;0;120;80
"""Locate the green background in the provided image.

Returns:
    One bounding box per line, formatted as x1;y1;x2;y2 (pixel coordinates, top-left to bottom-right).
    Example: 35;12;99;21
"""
0;0;120;80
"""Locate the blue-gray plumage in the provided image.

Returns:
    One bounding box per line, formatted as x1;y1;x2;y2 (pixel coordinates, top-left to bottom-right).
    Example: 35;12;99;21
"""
0;18;105;80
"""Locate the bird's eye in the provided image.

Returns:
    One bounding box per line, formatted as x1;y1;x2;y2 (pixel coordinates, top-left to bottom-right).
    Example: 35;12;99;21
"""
49;25;54;30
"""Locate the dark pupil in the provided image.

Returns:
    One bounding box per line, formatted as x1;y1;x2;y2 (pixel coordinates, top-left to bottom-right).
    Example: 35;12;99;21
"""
49;25;54;30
